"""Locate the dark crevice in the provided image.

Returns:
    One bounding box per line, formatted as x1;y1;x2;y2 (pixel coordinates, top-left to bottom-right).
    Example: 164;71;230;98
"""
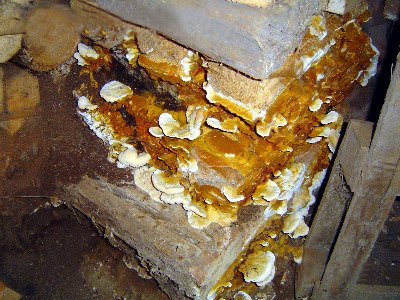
367;19;400;122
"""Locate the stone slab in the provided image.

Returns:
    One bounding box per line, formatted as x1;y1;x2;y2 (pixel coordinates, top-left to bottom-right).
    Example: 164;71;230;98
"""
58;176;267;299
78;0;322;79
0;34;22;63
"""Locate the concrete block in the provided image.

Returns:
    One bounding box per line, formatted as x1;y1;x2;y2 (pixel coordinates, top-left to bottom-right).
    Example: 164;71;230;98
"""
78;0;322;79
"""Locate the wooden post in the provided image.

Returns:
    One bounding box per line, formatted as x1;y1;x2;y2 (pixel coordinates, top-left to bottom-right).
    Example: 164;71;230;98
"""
313;52;400;298
295;120;373;298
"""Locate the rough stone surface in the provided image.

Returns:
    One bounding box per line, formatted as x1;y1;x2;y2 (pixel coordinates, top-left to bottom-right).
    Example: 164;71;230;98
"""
78;0;322;79
0;64;40;135
24;6;80;71
59;177;267;299
0;34;23;63
4;65;40;113
71;0;326;124
0;118;25;136
0;1;26;35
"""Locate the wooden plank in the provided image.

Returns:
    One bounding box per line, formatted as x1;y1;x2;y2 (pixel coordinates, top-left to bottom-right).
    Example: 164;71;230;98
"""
313;52;400;298
295;120;373;298
77;0;322;79
338;121;374;191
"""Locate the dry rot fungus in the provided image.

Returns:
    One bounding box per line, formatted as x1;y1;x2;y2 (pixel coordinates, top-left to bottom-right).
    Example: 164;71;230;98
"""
73;12;378;299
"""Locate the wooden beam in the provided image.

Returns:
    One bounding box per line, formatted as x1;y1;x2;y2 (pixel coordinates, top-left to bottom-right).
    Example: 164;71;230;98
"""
313;52;400;298
295;120;373;298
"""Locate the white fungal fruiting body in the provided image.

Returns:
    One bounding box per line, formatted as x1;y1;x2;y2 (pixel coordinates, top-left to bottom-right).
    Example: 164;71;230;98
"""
180;51;199;82
253;179;281;202
239;250;276;286
134;166;162;203
327;129;340;153
78;96;98;110
78;111;116;145
306;136;323;144
264;200;288;216
360;42;379;87
73;53;86;66
74;43;99;66
256;114;287;137
309;98;323;112
100;81;133;103
161;192;191;205
321;111;339;124
183;202;207;218
187;211;213;229
177;157;198;173
149;126;164;137
151;169;184;195
222;186;245;202
158;106;206;140
274;163;306;201
126;47;139;63
282;213;309;238
78;43;99;59
117;147;151;168
233;291;252;300
300;39;335;75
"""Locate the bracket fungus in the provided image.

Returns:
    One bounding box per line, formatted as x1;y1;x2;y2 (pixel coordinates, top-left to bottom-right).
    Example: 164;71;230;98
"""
151;169;185;195
239;250;276;287
77;96;98;111
117;147;151;168
158;106;207;140
74;43;99;66
100;81;133;103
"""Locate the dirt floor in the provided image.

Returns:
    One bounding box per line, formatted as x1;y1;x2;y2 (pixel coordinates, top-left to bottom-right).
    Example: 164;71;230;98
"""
0;197;168;299
0;0;399;299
